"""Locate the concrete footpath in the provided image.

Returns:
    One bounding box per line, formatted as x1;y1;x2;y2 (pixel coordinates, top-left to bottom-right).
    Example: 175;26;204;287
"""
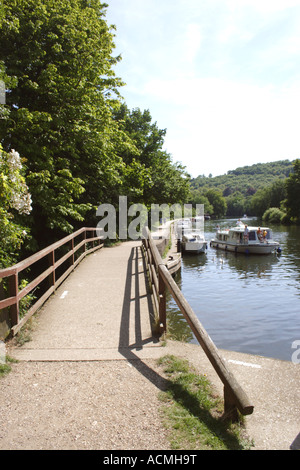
2;240;300;450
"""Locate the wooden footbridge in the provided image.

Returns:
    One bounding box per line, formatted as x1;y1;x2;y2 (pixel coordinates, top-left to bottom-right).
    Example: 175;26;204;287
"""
0;225;254;422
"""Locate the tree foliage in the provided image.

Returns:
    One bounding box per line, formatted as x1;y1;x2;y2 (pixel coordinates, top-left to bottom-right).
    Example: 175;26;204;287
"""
205;189;227;218
0;0;126;248
113;104;190;206
191;160;293;198
190;160;294;219
285;159;300;223
262;207;286;224
0;1;191;255
250;179;287;218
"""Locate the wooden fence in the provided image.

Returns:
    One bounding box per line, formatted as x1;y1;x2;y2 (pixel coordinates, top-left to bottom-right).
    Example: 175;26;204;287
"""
142;227;254;422
0;227;103;337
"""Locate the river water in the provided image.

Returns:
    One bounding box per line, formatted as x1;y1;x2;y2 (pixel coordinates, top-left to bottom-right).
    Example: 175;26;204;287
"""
167;217;300;362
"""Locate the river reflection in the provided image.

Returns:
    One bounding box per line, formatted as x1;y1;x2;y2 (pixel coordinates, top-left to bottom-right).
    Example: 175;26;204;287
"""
167;218;300;361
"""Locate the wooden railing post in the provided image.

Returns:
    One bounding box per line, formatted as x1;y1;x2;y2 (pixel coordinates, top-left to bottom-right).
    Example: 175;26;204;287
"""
223;385;239;422
9;273;19;327
71;237;75;266
142;226;254;422
158;268;166;333
84;229;87;253
48;250;55;288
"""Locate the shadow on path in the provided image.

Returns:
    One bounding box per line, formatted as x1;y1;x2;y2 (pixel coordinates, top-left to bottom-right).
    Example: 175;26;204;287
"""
118;245;167;390
117;248;246;449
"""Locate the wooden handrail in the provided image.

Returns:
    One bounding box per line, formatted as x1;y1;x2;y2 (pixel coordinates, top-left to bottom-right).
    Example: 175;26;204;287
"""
0;227;88;278
0;227;103;336
142;226;254;421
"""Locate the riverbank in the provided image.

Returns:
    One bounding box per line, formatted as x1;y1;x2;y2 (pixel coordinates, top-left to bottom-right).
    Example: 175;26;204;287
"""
1;236;299;450
162;341;300;451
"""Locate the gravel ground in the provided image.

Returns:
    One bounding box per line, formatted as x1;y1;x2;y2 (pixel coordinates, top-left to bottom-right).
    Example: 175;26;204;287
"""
0;359;171;450
1;340;299;451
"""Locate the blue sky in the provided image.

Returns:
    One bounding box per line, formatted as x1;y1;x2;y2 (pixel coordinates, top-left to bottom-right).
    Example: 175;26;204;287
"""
105;0;300;177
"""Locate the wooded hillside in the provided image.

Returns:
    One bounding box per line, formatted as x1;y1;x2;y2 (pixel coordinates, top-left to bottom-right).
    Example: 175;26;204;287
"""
190;160;295;219
191;160;294;196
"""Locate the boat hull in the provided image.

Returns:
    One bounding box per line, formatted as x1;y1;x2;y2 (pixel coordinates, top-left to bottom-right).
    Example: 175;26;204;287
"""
210;240;279;255
182;241;207;254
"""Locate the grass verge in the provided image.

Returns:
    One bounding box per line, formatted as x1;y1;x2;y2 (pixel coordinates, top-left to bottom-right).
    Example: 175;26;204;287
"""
0;355;18;378
157;355;253;450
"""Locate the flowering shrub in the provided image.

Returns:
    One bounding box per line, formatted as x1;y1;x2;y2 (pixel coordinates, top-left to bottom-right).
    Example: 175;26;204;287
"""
0;145;32;268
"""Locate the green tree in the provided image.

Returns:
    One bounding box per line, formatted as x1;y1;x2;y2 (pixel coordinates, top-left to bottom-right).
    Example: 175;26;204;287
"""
226;192;246;217
0;0;126;248
250;179;287;218
262;207;286;224
205;189;227;218
269;179;287;208
113;104;190;206
189;190;214;215
285;159;300;223
250;188;270;217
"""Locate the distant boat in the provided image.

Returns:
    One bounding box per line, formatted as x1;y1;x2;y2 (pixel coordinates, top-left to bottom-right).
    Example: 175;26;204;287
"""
181;231;207;254
176;219;207;254
210;223;281;255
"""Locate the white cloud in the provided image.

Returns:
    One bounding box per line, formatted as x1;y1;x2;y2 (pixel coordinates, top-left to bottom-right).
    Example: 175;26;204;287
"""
184;23;203;64
106;0;300;176
231;0;300;13
140;76;300;176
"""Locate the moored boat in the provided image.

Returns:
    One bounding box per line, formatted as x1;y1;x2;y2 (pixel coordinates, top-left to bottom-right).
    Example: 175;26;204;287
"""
210;223;281;255
181;231;207;254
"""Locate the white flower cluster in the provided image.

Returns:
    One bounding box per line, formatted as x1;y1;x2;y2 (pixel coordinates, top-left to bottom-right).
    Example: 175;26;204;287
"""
0;148;32;215
10;186;32;215
7;149;22;172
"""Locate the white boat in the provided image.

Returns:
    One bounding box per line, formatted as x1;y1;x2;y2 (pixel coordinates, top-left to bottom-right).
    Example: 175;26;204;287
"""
210;223;281;255
181;231;207;254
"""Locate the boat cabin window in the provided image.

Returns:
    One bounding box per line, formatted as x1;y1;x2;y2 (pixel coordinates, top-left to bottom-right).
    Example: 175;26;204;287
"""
231;231;241;240
217;233;228;241
248;231;256;241
237;232;243;242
